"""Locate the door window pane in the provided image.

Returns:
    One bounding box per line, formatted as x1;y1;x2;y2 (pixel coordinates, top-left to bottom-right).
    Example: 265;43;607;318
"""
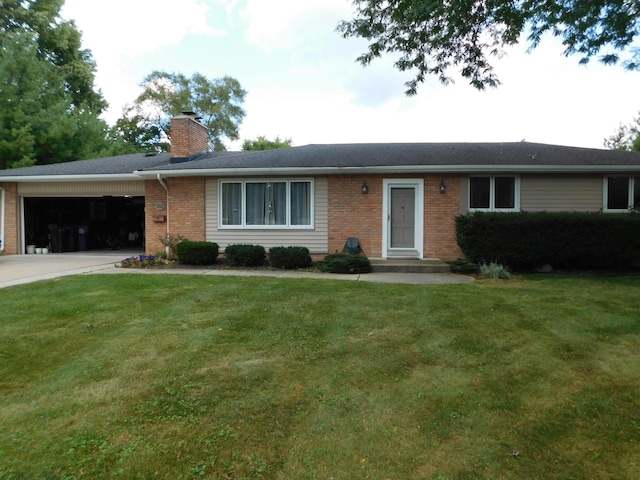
470;177;490;209
494;177;515;209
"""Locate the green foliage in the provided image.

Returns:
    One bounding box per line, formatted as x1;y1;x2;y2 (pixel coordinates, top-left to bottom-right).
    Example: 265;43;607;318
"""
224;244;266;267
605;111;640;151
159;233;185;260
242;135;292;151
449;258;480;275
117;71;247;152
0;1;109;168
317;253;372;274
175;240;219;265
337;0;640;94
268;246;313;269
479;262;511;279
456;211;640;270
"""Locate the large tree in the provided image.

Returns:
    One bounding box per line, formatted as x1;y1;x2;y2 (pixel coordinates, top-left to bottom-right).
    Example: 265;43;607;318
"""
114;71;247;152
605;112;640;151
0;0;109;169
337;0;640;94
242;135;292;151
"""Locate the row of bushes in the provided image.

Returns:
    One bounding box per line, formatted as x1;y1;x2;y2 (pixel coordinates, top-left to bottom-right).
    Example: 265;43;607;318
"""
174;241;371;273
456;212;640;269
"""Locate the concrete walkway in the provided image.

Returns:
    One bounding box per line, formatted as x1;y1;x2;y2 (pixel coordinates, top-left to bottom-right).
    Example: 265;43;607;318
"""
0;252;473;289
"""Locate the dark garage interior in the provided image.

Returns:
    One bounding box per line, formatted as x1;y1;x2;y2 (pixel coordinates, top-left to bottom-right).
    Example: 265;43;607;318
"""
24;196;145;252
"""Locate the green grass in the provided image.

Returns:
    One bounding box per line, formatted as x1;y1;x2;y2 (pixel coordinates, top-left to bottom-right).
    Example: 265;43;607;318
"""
1;274;639;479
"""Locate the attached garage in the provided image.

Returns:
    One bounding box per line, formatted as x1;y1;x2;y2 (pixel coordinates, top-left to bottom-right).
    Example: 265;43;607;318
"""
19;181;145;254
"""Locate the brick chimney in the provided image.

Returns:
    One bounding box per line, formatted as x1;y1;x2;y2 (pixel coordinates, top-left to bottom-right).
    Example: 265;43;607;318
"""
169;111;209;162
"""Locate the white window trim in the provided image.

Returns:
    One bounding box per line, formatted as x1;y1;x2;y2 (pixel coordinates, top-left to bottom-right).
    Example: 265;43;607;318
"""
468;175;520;212
218;178;315;229
603;176;637;212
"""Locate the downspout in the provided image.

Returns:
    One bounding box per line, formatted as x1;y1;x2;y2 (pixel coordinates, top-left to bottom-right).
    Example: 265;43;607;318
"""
156;174;170;256
0;187;5;252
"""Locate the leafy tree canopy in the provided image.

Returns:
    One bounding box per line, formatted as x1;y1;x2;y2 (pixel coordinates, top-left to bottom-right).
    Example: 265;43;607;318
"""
605;112;640;151
0;0;109;169
242;135;293;151
337;0;640;94
114;71;247;152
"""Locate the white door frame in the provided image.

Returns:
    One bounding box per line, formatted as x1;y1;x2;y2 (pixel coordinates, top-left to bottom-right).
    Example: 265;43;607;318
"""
382;179;424;259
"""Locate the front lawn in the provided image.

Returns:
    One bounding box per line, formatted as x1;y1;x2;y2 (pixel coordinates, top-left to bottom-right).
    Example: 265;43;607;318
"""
1;274;639;479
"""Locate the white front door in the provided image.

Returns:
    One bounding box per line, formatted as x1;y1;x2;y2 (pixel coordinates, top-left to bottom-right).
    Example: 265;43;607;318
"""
382;179;424;258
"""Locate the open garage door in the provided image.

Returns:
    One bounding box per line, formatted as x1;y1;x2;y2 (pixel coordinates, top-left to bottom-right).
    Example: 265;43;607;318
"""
18;180;146;254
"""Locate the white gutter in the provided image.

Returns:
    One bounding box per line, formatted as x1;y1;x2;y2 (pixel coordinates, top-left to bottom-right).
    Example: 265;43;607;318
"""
0;174;143;183
156;174;170;256
133;164;640;178
0;187;5;252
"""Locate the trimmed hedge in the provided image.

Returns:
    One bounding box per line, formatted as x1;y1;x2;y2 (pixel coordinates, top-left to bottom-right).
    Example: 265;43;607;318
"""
268;246;313;269
175;241;219;265
456;212;640;269
224;244;266;267
318;253;371;274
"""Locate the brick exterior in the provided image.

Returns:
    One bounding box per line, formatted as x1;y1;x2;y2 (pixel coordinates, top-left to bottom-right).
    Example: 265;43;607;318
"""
328;175;463;261
144;178;206;255
1;183;18;255
170;114;208;158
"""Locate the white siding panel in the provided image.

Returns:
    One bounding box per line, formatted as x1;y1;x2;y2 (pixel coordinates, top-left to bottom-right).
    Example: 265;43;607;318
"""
18;181;145;196
205;177;329;254
521;175;602;212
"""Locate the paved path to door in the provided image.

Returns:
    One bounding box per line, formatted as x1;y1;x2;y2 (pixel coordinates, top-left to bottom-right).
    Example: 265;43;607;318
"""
0;252;474;289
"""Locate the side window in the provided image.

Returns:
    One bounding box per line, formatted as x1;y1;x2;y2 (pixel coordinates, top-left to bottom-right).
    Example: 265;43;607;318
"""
469;176;519;211
605;176;640;211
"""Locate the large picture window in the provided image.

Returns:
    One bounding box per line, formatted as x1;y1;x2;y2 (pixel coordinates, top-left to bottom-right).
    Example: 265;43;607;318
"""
605;176;640;211
469;176;519;211
220;180;313;228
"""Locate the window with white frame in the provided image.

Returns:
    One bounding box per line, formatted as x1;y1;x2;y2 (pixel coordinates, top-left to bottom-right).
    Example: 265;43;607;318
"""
220;180;313;228
605;176;640;211
469;176;519;211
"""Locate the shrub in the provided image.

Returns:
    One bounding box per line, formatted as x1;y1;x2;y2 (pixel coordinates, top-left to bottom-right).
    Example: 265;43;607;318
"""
449;258;480;275
456;211;640;270
318;253;371;274
224;244;266;267
175;241;219;265
268;246;313;269
479;262;511;279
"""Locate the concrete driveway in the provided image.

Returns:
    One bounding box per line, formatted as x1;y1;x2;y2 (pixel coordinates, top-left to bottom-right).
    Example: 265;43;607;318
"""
0;252;473;288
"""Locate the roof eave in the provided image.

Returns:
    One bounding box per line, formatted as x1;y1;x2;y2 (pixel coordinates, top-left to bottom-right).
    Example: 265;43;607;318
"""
0;174;144;183
135;164;640;178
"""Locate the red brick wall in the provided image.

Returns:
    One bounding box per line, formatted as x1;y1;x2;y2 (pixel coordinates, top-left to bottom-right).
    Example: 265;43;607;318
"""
1;183;18;254
328;175;463;261
144;177;206;255
170;115;208;158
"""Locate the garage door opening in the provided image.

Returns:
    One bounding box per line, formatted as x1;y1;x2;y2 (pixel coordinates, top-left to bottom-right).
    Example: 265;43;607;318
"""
24;196;145;253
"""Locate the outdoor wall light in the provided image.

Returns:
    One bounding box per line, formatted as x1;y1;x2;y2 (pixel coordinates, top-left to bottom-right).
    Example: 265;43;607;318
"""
362;181;369;194
439;179;447;194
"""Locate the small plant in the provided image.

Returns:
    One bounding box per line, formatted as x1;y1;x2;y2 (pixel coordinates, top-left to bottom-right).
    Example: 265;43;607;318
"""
480;262;511;279
159;233;185;260
175;241;219;265
268;246;313;269
318;253;371;274
224;244;266;267
120;254;160;268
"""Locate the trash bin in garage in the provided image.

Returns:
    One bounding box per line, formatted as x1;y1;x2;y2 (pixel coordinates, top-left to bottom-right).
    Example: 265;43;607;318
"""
77;226;89;251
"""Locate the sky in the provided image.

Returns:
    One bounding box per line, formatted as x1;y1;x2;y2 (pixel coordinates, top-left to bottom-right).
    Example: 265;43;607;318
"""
60;0;640;150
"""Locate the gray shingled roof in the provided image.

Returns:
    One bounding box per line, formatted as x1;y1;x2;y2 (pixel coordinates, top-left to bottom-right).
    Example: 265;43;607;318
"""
141;142;640;172
1;143;639;180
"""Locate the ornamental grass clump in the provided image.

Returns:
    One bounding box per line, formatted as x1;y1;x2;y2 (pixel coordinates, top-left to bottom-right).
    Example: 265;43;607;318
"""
480;261;511;279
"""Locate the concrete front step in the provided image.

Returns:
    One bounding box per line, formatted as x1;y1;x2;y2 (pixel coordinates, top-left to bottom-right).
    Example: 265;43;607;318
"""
369;258;450;273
